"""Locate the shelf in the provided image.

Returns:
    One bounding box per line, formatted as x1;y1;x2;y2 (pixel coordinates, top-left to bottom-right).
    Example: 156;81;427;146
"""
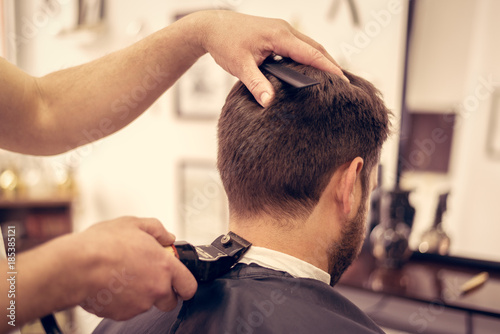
0;197;73;209
0;198;74;253
338;248;500;319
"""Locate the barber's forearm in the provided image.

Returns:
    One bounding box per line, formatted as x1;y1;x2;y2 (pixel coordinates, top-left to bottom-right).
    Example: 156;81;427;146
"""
1;14;204;156
1;234;89;333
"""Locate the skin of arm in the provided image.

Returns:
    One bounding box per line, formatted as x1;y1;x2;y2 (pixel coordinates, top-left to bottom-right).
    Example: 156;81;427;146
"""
0;12;202;155
0;10;344;156
0;217;196;334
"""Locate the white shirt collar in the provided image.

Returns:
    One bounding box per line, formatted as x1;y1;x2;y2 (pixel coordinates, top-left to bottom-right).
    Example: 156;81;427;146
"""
238;246;331;285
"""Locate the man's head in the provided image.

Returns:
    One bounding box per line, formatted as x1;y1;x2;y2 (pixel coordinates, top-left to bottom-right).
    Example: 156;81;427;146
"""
217;58;390;284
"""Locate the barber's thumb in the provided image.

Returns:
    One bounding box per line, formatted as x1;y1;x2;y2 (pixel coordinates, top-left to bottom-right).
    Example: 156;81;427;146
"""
240;68;275;108
258;90;273;108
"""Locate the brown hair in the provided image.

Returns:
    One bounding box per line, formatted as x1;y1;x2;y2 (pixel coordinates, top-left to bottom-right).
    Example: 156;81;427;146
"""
217;58;391;222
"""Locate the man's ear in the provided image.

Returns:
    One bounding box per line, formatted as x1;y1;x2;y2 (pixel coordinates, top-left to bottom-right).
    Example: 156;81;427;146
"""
338;157;364;215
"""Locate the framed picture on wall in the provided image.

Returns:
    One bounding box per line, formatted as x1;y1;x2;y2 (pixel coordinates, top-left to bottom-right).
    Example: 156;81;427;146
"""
177;160;228;244
77;0;105;27
0;0;4;57
172;11;234;120
0;0;14;60
0;0;18;64
486;88;500;160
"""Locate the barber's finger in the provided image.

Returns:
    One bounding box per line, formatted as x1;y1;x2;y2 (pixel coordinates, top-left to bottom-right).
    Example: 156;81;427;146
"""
290;28;340;67
135;218;176;246
272;32;349;82
169;256;198;300
236;59;276;107
154;256;198;311
154;286;180;312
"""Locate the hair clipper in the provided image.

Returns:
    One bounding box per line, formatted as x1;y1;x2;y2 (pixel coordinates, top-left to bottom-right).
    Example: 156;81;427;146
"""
42;232;251;334
165;231;252;282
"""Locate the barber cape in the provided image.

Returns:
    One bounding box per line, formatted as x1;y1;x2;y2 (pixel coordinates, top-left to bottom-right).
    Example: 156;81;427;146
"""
93;247;384;334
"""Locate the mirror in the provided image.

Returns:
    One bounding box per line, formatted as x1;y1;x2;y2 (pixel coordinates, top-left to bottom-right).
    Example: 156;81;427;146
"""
398;0;500;263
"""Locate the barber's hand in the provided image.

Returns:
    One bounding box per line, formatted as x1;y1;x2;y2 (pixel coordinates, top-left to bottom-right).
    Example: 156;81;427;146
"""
188;10;347;107
77;217;197;320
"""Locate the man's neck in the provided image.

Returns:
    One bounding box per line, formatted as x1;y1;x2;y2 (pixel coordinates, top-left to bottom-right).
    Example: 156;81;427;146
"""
230;211;339;273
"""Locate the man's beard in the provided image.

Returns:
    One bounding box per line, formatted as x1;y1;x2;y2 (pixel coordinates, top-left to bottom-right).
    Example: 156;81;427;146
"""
327;198;368;286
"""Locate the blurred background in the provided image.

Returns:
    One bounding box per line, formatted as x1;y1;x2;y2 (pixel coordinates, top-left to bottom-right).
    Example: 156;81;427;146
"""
1;0;499;333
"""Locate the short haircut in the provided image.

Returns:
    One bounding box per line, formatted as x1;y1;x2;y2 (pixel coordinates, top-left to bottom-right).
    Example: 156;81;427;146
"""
217;58;391;221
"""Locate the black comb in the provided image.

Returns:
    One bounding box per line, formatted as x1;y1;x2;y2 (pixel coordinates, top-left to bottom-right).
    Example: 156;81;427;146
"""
260;59;319;88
